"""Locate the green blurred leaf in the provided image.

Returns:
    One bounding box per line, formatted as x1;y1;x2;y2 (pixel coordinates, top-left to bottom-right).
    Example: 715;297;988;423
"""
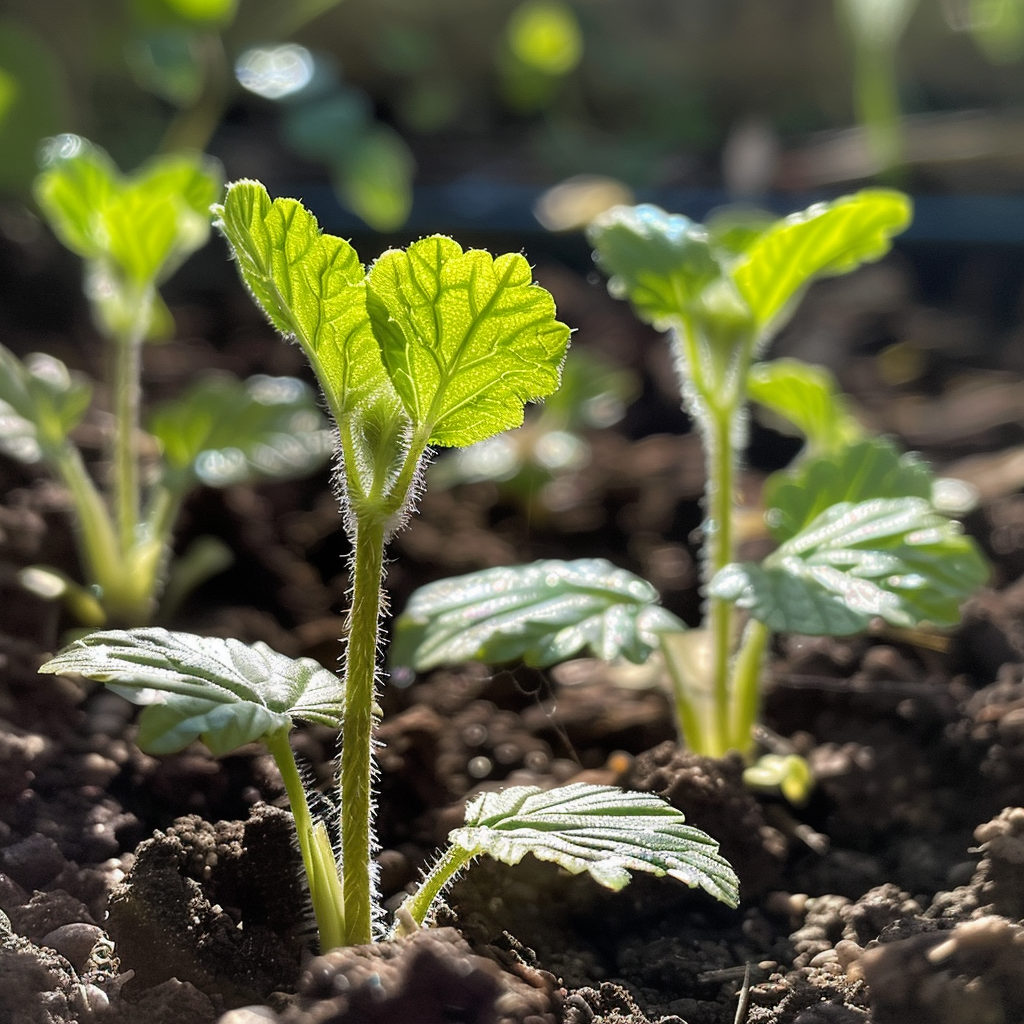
710;497;988;634
747;358;863;457
367;236;571;446
282;91;371;164
212;180;398;421
148;373;333;491
39;627;344;756
164;0;238;23
126;32;206;107
587;204;719;331
763;436;933;542
506;0;583;75
0;345;92;462
335;126;414;232
390;558;685;671
969;0;1024;63
450;782;739;906
730;190;911;332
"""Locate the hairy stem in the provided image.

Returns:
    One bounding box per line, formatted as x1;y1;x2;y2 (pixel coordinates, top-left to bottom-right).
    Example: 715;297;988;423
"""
390;844;474;938
265;727;346;950
728;618;770;755
338;511;387;946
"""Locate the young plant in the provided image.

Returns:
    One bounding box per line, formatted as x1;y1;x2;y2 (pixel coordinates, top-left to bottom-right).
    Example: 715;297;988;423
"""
390;191;988;770
40;182;739;953
6;137;332;625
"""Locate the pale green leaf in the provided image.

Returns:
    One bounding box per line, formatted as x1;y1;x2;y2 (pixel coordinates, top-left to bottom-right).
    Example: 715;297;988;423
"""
586;204;719;330
335;126;414;232
366;236;571;446
0;345;91;462
764;436;933;542
450;782;739;907
747;358;863;456
730;190;911;331
212;180;398;420
390;558;684;672
148;373;333;491
38;627;344;756
710;497;988;635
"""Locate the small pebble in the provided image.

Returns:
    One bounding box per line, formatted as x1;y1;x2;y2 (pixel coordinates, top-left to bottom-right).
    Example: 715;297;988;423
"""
42;923;103;971
216;1006;279;1024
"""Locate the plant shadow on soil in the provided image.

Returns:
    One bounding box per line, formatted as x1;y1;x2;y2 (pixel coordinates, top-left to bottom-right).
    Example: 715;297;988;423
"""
2;236;1024;1023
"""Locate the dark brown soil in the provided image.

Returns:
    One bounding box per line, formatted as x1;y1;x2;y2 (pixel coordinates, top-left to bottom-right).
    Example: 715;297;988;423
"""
3;228;1024;1024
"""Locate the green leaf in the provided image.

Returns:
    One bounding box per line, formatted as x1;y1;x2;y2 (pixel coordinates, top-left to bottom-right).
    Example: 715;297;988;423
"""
147;373;333;491
710;497;988;635
335;126;414;232
0;345;92;462
212;180;399;421
38;627;344;756
366;236;571;447
390;558;685;672
747;358;863;456
764;436;933;542
586;204;719;330
449;782;739;907
35;137;222;287
730;190;911;331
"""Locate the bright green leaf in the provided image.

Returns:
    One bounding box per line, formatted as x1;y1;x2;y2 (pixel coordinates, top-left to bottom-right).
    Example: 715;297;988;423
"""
335;126;414;232
212;180;398;421
747;358;863;456
450;782;739;906
148;373;333;491
390;558;685;672
764;436;933;542
38;627;344;756
0;345;92;462
730;190;911;331
366;236;571;447
586;204;719;330
710;497;988;635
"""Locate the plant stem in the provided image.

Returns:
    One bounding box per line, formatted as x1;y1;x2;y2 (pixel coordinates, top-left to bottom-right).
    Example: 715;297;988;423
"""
390;844;474;938
728;618;770;755
111;308;147;566
706;404;736;756
264;727;346;950
338;510;387;946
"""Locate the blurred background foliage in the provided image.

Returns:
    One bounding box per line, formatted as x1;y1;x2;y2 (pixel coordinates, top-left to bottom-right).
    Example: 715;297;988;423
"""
1;0;1024;231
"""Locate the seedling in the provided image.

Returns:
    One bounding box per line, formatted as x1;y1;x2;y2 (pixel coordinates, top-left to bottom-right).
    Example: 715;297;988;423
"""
40;182;739;954
391;191;987;771
7;137;332;625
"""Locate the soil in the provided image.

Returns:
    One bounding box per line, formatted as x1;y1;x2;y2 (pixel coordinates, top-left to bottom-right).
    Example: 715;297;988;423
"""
2;223;1024;1024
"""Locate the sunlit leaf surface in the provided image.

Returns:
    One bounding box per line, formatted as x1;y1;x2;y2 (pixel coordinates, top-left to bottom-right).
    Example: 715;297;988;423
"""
711;497;987;634
390;557;684;671
450;782;739;906
39;628;344;756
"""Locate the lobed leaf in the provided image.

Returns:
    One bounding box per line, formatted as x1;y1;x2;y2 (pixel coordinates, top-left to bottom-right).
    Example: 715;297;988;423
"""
0;345;92;462
366;236;571;447
586;204;718;330
763;436;934;542
148;373;333;491
710;497;988;635
39;628;344;756
212;180;399;421
390;558;685;672
450;782;739;907
746;358;863;457
730;190;912;332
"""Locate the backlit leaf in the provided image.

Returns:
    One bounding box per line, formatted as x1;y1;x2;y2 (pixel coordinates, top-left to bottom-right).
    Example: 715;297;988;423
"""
450;782;739;906
39;628;344;756
730;190;911;331
366;236;571;446
335;126;414;232
747;358;863;457
710;497;987;635
148;373;333;491
390;558;684;671
587;204;718;330
0;344;92;462
213;180;399;421
763;436;933;542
